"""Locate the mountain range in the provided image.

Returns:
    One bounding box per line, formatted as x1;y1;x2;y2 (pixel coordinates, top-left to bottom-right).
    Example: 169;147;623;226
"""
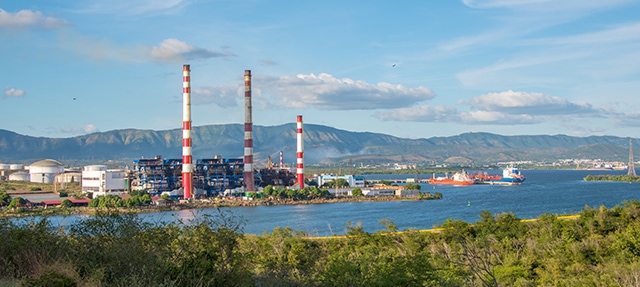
0;124;636;167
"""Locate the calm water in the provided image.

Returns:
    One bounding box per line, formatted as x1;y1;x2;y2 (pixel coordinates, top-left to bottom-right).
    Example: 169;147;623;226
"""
44;169;640;236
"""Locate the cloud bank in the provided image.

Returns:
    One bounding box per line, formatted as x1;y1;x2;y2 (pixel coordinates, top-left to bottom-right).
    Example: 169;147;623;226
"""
0;9;69;29
150;39;235;62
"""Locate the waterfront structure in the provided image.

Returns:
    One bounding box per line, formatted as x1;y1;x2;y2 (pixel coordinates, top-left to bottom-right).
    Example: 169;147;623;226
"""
26;159;64;183
81;165;126;196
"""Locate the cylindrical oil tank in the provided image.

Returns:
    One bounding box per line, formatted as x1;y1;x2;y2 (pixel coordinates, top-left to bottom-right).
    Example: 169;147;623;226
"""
0;164;9;170
9;171;30;181
28;159;64;183
9;164;23;170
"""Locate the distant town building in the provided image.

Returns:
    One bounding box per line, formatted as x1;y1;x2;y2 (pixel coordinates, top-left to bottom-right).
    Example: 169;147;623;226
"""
81;165;127;197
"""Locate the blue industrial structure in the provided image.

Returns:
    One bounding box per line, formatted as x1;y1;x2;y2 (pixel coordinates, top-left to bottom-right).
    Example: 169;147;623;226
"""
131;155;245;197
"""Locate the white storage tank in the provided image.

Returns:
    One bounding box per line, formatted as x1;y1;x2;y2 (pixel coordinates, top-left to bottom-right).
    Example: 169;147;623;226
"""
9;164;23;170
0;164;9;170
28;159;64;183
9;171;30;181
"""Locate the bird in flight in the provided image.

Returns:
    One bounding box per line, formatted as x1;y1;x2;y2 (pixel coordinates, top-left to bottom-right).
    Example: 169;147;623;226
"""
392;63;396;67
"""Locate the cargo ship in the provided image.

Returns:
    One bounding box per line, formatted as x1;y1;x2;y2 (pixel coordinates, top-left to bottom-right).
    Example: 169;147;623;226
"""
428;170;475;185
474;166;526;185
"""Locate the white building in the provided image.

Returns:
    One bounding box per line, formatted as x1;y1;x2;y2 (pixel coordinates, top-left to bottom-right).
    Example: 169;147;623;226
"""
81;165;127;196
316;174;366;188
27;159;64;183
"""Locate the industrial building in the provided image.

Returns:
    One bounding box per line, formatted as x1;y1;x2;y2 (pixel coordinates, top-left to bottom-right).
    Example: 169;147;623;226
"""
316;174;366;188
129;155;245;197
81;165;127;197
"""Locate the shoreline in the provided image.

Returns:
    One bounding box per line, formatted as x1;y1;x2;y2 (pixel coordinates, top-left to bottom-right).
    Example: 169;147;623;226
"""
1;194;440;218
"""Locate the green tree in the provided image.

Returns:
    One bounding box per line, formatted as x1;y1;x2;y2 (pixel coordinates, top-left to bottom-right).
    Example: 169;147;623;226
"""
7;197;26;209
405;183;421;190
0;192;11;206
351;188;363;196
60;199;73;208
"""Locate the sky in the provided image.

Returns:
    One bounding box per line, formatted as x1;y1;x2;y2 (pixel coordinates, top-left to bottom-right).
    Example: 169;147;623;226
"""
1;0;640;140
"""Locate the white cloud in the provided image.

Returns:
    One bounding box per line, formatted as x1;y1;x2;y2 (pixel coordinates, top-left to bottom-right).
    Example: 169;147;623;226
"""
3;87;25;98
465;90;599;116
460;110;538;124
375;105;458;122
255;73;435;110
192;86;241;107
0;9;69;29
461;0;635;12
76;0;189;15
56;124;100;135
150;39;234;62
373;90;606;125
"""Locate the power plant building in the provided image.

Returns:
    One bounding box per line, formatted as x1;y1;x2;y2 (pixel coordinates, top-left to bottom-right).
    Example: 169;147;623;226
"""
81;165;127;196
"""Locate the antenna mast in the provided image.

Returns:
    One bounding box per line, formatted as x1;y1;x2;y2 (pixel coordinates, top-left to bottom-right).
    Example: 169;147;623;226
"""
629;138;636;176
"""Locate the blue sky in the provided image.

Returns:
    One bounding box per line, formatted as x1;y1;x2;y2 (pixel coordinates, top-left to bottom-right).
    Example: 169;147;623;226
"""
2;0;640;139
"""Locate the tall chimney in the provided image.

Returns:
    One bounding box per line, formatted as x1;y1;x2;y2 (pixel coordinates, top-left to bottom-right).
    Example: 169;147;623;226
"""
279;151;283;167
182;64;193;199
244;70;255;192
296;115;304;189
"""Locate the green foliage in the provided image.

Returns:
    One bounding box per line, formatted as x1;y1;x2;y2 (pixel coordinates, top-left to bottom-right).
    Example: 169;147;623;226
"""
263;185;331;200
7;197;26;209
4;201;640;285
29;187;42;191
584;174;640;182
322;178;350;188
404;183;421;190
60;199;73;208
0;192;11;206
351;187;363;196
58;190;68;197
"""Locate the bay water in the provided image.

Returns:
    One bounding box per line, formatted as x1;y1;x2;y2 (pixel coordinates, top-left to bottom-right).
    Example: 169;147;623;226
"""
43;169;640;236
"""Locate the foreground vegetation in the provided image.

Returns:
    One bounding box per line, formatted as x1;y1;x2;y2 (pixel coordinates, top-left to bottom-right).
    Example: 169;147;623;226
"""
2;201;640;286
584;174;640;182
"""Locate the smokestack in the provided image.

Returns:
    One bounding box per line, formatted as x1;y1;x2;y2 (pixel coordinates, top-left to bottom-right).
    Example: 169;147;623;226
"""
182;64;193;199
279;151;283;167
244;70;255;192
296;115;304;189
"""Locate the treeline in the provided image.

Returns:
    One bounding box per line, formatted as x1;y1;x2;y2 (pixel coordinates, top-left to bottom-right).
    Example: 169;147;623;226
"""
584;174;640;182
3;201;640;286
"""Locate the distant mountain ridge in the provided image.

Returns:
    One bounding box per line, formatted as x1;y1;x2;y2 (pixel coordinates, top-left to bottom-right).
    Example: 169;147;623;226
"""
0;125;636;166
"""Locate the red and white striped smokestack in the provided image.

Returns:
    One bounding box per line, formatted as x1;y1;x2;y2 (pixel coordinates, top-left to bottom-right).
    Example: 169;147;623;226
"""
182;64;193;199
279;151;283;167
296;115;304;188
244;70;255;192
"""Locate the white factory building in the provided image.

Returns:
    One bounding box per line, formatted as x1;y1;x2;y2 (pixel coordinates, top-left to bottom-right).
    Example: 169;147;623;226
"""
316;174;366;188
26;159;65;183
81;165;127;197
